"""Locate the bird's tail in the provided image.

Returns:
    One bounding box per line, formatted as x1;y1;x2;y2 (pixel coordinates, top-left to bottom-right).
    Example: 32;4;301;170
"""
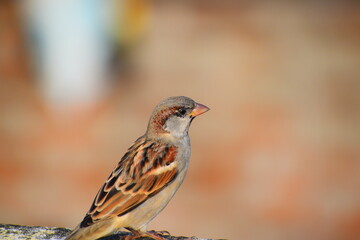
65;221;114;240
65;225;84;240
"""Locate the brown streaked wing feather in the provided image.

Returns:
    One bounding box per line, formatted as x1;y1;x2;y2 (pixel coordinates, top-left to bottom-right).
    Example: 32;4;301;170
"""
79;136;178;228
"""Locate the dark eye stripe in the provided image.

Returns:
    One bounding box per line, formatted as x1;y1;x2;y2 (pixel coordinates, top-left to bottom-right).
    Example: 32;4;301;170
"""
175;108;188;117
178;108;187;115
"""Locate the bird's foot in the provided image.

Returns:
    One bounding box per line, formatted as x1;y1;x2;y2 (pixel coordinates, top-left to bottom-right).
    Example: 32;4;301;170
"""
123;227;169;240
148;230;171;236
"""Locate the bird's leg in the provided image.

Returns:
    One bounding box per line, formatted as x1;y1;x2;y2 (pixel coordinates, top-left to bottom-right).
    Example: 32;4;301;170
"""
148;230;171;236
123;227;168;240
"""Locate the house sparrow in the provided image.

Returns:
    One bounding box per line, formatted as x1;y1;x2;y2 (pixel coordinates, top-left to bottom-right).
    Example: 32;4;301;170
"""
65;96;209;240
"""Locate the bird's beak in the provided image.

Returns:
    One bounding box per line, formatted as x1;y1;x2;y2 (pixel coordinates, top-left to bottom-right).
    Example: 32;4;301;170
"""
190;102;210;117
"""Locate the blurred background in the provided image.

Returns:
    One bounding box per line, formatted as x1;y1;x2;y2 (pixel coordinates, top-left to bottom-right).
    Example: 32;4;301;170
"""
0;0;360;239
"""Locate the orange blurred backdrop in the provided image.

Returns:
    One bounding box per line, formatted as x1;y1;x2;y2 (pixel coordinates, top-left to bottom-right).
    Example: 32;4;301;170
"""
0;1;360;239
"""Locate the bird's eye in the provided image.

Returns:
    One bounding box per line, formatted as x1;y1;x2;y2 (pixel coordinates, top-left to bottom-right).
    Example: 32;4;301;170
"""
176;108;187;117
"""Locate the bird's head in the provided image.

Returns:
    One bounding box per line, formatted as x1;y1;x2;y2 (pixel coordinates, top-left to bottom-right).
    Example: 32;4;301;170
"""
146;96;210;140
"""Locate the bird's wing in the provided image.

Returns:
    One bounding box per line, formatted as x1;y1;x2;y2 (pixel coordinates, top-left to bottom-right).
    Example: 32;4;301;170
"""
79;136;178;228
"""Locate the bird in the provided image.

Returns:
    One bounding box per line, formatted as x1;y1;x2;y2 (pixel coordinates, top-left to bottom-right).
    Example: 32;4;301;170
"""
65;96;210;240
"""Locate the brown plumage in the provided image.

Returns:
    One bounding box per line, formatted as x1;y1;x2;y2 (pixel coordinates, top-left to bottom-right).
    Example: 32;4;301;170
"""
65;96;209;240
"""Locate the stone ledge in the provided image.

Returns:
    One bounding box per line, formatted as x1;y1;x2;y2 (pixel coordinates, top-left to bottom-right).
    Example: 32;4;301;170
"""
0;224;220;240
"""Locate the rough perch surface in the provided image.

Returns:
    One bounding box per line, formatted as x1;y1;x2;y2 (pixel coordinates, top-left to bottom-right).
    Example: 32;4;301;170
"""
0;224;219;240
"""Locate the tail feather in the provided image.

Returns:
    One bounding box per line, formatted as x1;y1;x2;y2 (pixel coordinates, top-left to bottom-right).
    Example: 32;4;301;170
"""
65;221;114;240
65;225;82;240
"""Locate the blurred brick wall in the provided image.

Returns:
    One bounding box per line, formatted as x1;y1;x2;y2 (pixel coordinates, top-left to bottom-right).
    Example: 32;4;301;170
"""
0;1;359;240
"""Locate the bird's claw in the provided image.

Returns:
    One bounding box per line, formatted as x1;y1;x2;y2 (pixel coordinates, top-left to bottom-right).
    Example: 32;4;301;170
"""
122;228;169;240
148;230;171;236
